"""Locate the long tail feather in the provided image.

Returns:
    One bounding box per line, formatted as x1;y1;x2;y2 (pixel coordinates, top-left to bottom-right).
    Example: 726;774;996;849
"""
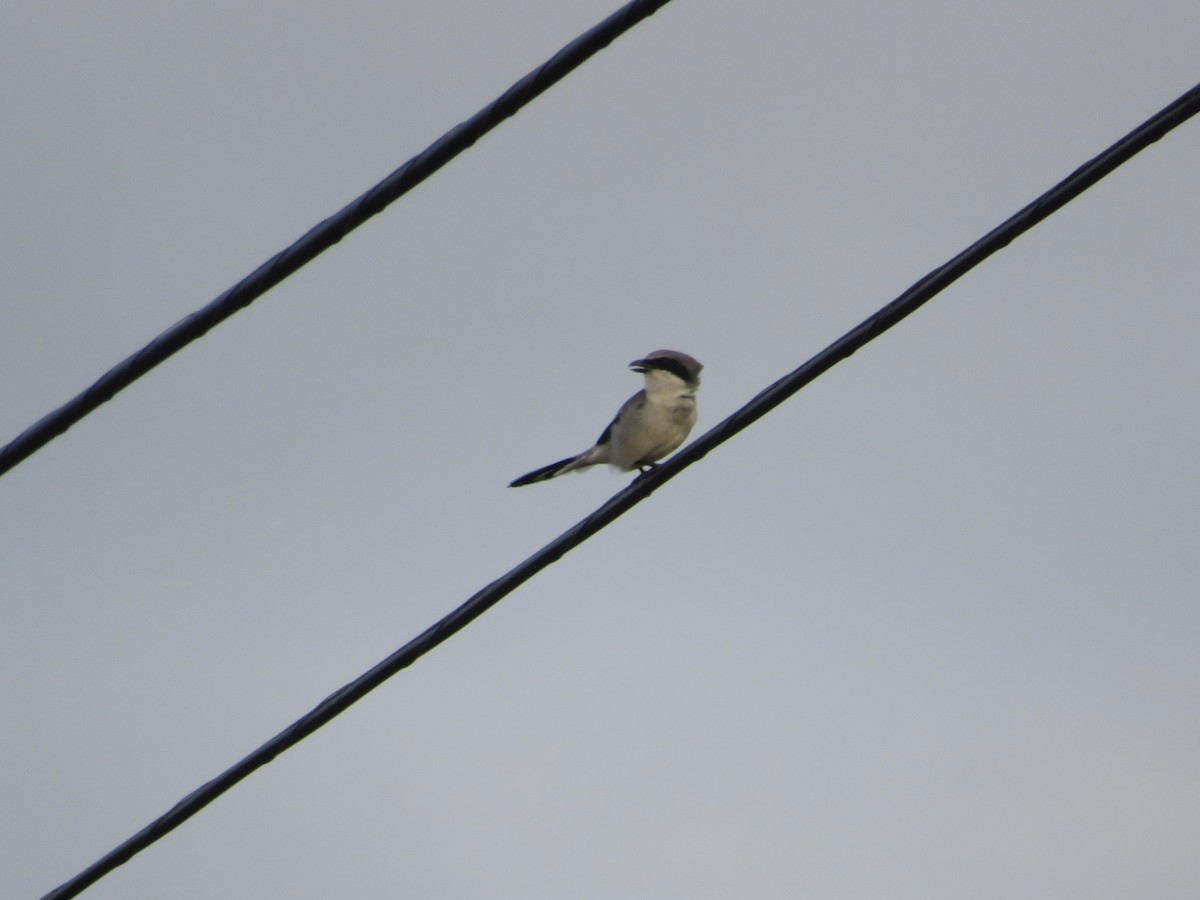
509;454;585;487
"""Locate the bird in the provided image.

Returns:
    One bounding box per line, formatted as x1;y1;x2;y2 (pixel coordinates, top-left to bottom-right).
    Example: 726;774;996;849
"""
509;349;703;487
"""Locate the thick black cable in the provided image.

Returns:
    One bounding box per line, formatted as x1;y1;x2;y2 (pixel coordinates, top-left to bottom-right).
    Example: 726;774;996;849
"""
41;81;1200;900
0;0;674;483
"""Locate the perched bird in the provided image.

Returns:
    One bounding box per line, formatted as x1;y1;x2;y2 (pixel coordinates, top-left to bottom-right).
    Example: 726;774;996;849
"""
510;349;703;487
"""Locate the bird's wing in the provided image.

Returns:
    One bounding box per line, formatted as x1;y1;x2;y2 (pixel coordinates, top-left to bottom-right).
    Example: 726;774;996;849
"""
595;390;646;446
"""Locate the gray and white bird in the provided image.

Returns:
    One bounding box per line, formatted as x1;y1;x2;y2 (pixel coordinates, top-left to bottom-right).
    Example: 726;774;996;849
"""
509;349;703;487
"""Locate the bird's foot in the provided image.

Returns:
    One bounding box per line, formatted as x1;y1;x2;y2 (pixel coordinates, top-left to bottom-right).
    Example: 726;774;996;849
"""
632;463;660;483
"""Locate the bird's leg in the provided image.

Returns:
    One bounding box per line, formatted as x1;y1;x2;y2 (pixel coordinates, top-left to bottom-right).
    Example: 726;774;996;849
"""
632;462;660;483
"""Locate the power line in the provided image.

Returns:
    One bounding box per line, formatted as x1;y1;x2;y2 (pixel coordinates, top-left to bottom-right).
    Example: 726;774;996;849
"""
0;0;674;483
40;80;1200;900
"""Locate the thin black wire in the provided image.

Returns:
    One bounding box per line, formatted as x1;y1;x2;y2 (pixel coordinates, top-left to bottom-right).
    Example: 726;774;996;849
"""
41;81;1200;900
0;0;674;483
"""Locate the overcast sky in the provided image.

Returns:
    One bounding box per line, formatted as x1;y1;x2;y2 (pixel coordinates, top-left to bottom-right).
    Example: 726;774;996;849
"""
3;2;1198;898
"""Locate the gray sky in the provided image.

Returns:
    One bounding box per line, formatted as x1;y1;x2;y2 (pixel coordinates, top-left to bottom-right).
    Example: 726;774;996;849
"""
3;2;1198;897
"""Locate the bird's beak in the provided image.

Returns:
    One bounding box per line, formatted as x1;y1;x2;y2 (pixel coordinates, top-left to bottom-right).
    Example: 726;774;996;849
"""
629;358;649;373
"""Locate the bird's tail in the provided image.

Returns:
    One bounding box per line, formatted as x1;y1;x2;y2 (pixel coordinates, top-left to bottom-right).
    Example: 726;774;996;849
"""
509;453;596;487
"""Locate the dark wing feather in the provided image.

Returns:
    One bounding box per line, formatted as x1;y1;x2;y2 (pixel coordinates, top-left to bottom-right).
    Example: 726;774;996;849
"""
597;391;645;445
